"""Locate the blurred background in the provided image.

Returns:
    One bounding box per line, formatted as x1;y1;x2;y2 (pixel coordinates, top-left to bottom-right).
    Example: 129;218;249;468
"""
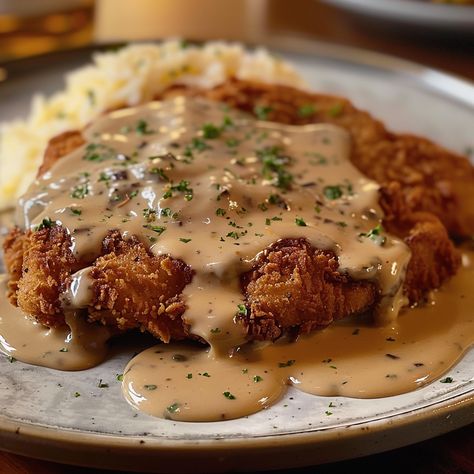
0;0;473;79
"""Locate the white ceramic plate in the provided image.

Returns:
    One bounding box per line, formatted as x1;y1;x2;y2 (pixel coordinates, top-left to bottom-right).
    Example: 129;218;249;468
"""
0;39;473;473
322;0;474;33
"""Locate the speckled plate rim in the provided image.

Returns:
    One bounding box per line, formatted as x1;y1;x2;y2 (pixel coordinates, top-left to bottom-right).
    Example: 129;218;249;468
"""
0;37;473;472
1;390;472;472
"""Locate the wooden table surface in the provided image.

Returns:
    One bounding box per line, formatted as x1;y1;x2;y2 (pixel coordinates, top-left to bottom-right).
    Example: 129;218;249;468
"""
1;1;473;472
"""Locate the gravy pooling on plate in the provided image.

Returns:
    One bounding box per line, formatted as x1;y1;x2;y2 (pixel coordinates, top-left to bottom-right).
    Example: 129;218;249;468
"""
0;96;472;421
122;254;474;421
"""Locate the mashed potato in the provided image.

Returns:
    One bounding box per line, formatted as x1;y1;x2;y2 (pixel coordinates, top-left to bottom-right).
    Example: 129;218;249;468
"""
0;40;305;210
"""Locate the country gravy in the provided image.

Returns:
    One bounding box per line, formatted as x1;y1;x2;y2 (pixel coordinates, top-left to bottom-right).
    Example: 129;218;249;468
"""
1;97;472;421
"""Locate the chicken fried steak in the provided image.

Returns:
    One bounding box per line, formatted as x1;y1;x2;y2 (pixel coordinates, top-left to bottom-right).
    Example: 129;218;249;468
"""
3;81;467;344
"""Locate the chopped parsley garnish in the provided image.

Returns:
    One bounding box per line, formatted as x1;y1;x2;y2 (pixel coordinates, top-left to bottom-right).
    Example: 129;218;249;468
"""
210;328;221;334
202;123;221;139
144;384;157;390
266;216;282;226
59;347;68;352
325;411;333;416
98;172;111;184
143;208;157;222
254;105;273;120
226;231;239;239
71;183;89;199
323;185;343;200
163;180;193;201
200;372;211;377
236;304;248;317
216;208;226;216
167;403;180;413
143;225;166;235
160;208;176;218
74;392;81;398
295;217;307;227
34;217;56;231
222;115;234;128
307;153;328;165
184;137;210;158
116;374;124;382
136;119;154;135
298;104;316;118
359;224;386;246
83;143;114;162
257;146;293;190
186;373;192;379
253;375;263;383
150;167;170;181
440;377;453;383
7;355;16;363
223;391;236;400
268;193;287;208
385;353;400;360
179;238;192;243
226;138;240;148
98;379;109;388
70;208;82;216
278;360;296;368
242;368;248;374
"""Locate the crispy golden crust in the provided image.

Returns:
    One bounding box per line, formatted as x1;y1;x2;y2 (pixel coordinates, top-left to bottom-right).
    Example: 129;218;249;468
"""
2;79;467;341
241;239;377;341
2;226;26;305
14;226;76;328
380;182;461;303
89;231;193;342
39;131;85;177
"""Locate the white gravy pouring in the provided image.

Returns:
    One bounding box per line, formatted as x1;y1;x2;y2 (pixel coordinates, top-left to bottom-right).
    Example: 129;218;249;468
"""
122;251;474;421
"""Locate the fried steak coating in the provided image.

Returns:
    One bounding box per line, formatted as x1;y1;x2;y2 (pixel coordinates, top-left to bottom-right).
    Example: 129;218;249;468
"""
3;79;467;342
89;231;193;342
4;226;193;342
241;239;377;341
39;130;85;177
